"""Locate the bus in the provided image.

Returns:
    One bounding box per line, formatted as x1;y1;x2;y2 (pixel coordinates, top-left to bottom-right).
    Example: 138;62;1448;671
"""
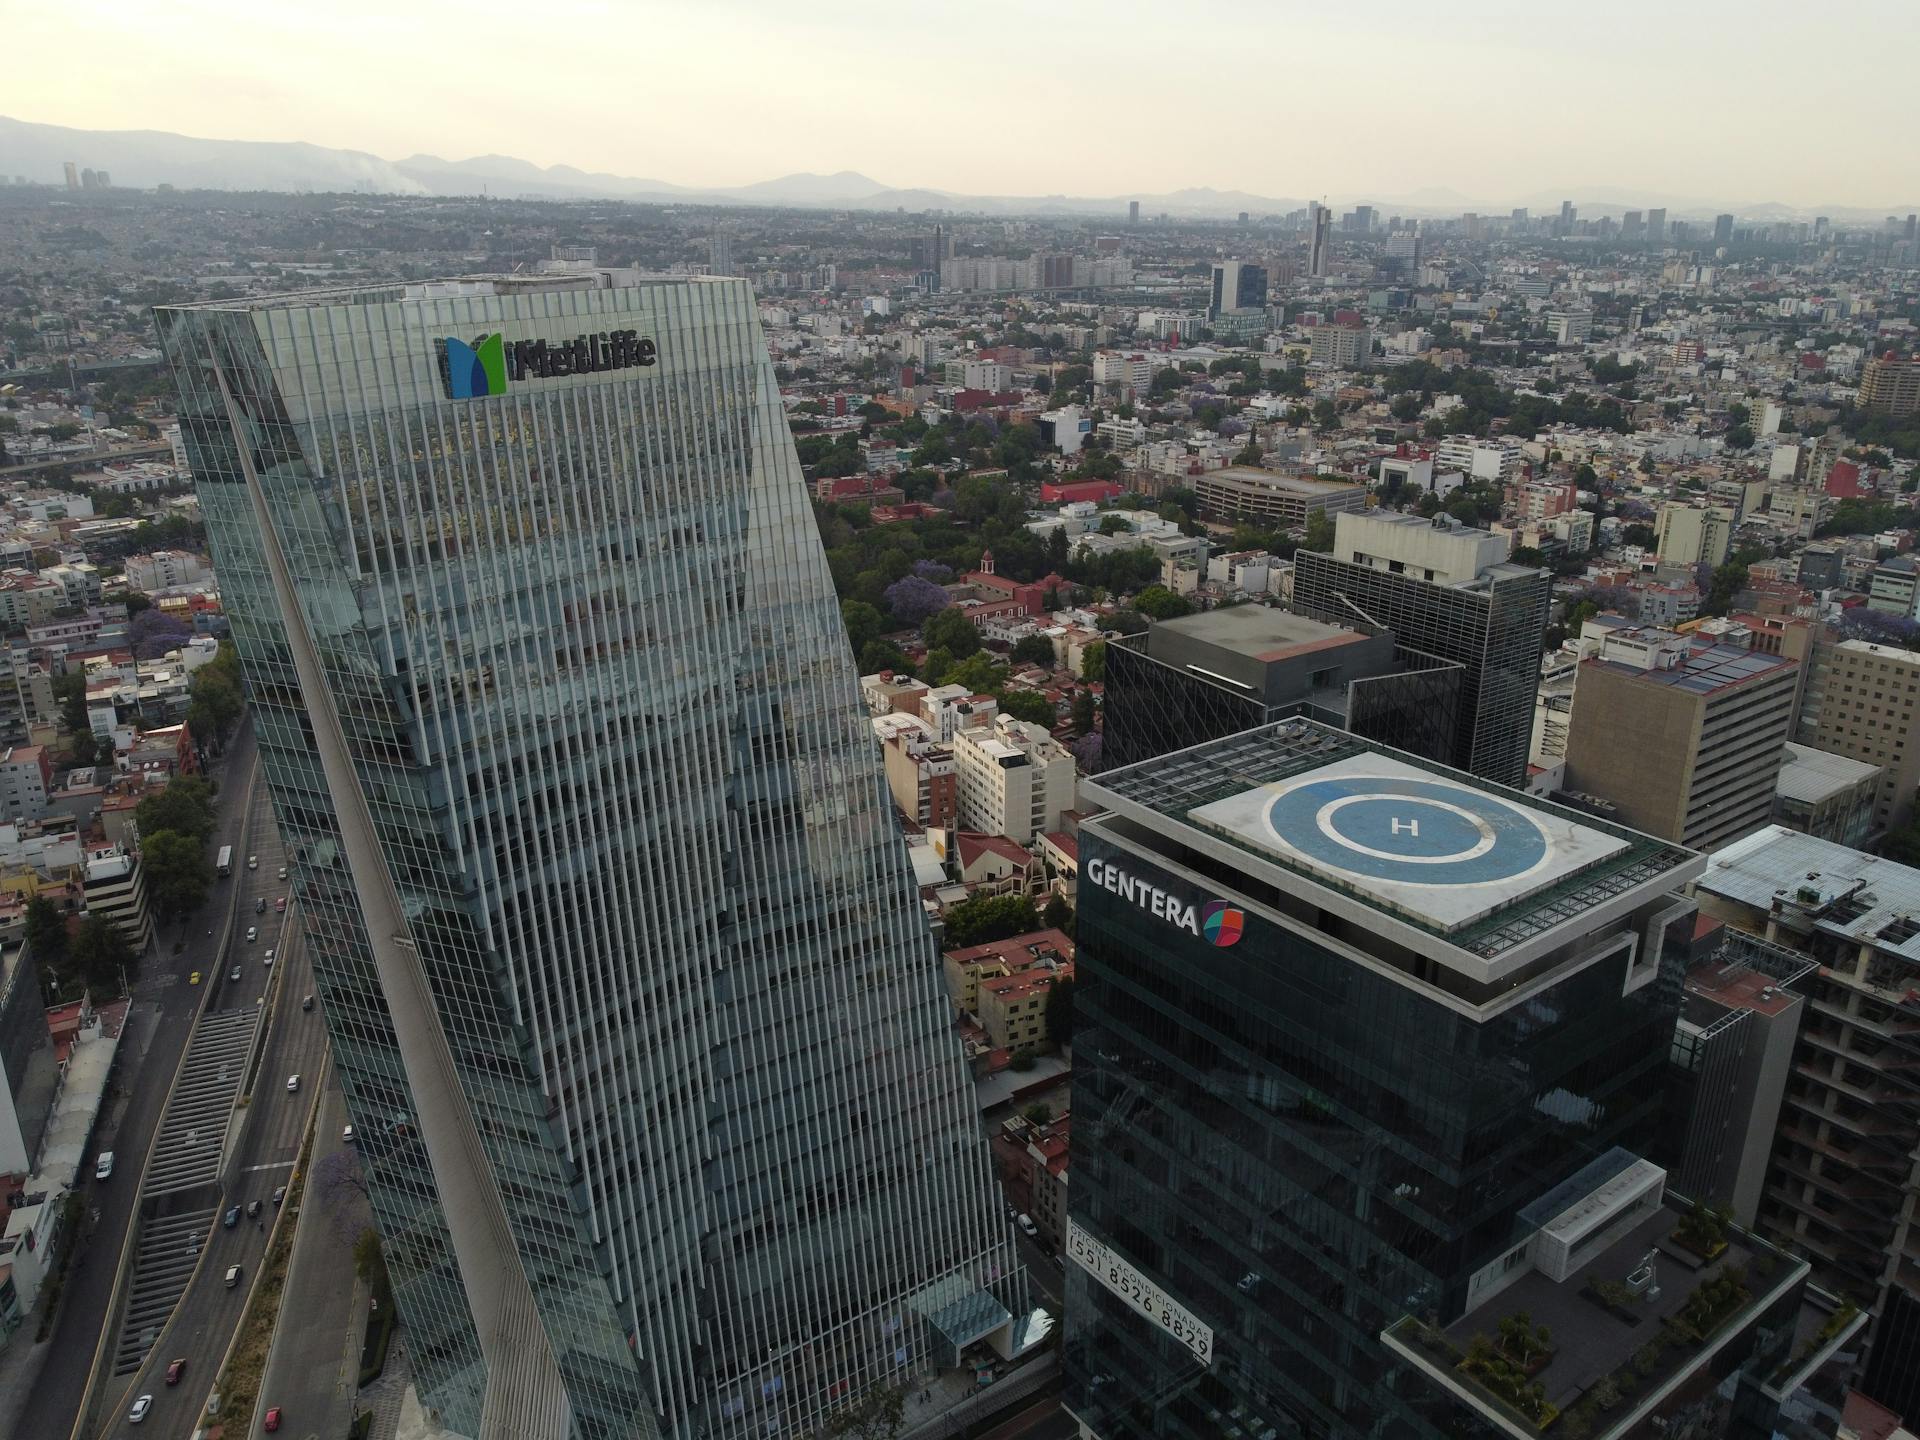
216;845;233;878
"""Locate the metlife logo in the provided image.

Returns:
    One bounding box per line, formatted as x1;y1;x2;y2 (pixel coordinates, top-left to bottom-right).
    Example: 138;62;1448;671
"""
1085;858;1243;947
436;329;657;400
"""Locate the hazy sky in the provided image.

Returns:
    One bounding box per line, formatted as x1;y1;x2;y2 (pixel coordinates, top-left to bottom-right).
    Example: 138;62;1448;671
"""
9;0;1917;208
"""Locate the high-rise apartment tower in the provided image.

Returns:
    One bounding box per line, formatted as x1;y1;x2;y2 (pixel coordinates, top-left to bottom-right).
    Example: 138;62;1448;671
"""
156;273;1020;1440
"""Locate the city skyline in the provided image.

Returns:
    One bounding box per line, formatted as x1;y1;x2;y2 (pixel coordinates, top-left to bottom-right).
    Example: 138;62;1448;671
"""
6;0;1918;210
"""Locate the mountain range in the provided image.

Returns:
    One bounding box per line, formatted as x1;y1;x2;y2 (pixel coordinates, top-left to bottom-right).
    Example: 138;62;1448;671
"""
1;115;1910;222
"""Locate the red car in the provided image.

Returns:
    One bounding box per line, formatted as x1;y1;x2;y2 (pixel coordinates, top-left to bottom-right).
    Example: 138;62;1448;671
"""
165;1358;185;1385
264;1407;283;1432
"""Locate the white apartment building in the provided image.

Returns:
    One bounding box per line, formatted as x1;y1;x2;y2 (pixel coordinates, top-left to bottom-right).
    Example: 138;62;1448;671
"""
1546;309;1594;346
1433;437;1525;486
1655;502;1736;567
123;550;211;593
1309;324;1371;368
953;715;1076;844
921;686;999;743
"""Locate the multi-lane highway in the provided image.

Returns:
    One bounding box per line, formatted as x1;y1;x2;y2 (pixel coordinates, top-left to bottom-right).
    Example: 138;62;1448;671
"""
87;811;332;1440
254;1084;367;1440
7;722;260;1440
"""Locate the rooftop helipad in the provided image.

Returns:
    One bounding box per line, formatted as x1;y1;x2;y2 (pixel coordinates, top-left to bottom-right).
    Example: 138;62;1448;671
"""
1085;720;1698;964
1188;752;1632;931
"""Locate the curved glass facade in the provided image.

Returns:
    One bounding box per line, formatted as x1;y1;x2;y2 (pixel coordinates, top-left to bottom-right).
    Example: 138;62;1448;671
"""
157;276;1018;1439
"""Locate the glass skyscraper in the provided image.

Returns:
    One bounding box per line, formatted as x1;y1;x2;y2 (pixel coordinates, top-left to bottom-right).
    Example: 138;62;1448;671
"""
156;272;1019;1440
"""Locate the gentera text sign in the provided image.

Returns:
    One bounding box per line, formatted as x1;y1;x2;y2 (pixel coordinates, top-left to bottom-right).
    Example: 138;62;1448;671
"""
1085;858;1244;947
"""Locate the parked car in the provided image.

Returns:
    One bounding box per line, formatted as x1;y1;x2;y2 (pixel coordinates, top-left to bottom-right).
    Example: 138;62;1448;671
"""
225;1263;242;1288
286;1074;299;1094
1016;1214;1038;1237
164;1358;186;1386
128;1394;152;1424
223;1206;240;1228
95;1151;113;1181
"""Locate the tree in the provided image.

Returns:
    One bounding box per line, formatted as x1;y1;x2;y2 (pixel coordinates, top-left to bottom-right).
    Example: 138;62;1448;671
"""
1010;635;1057;669
819;1384;907;1440
1071;690;1097;737
135;775;216;844
1045;977;1076;1046
1079;640;1107;683
1312;398;1339;432
882;575;949;626
53;668;88;735
1132;586;1192;621
921;646;955;684
1042;893;1072;931
944;652;1003;695
1303;509;1336;555
69;914;134;994
1509;546;1546;568
922;607;981;659
942;894;1039;948
1622;523;1658;549
187;644;244;740
129;608;193;661
141;829;212;922
1725;424;1754;450
857;639;911;677
839;600;884;656
998;690;1057;726
25;894;69;972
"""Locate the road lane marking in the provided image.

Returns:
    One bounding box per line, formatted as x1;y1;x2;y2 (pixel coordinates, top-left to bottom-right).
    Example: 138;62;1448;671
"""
241;1160;296;1173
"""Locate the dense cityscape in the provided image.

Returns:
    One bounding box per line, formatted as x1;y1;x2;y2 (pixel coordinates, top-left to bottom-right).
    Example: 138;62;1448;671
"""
0;57;1918;1440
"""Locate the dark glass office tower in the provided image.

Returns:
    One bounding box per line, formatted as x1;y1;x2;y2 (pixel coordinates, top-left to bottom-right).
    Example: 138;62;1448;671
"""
1062;722;1822;1440
157;273;1019;1440
1098;608;1461;773
1293;512;1550;789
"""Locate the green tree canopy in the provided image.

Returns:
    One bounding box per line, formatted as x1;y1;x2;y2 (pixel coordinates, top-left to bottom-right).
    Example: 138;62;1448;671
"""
1079;639;1107;683
942;894;1040;949
1132;586;1192;621
997;690;1057;726
839;600;884;656
1045;976;1076;1046
141;829;212;922
1009;635;1057;669
68;914;135;995
922;607;982;659
135;775;216;845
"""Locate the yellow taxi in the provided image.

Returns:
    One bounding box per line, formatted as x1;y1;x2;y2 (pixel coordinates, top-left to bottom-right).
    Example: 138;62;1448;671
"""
189;971;202;985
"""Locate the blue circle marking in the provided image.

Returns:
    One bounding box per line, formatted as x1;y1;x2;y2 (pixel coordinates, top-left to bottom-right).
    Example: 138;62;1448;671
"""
1264;776;1550;887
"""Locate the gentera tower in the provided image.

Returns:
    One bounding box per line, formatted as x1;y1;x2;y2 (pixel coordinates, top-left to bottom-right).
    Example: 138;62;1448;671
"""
156;273;1022;1440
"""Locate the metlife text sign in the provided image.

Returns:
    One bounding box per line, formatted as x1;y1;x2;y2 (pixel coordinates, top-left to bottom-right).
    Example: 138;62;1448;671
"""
438;329;657;400
1067;1219;1214;1366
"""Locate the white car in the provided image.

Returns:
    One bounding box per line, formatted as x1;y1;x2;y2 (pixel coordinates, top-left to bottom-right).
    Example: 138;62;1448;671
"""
247;855;258;870
94;1151;114;1181
342;1125;355;1144
263;949;275;967
1016;1213;1037;1237
246;926;257;942
286;1074;300;1093
129;1394;153;1424
277;866;287;880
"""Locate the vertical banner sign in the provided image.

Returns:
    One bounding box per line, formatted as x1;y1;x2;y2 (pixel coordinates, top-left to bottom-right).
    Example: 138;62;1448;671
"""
1067;1219;1215;1366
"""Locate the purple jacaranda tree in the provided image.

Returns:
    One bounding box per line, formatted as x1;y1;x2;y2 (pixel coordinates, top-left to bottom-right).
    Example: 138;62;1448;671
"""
884;575;951;627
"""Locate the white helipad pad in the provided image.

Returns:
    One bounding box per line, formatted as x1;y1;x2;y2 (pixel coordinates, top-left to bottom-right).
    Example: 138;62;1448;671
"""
1186;754;1630;930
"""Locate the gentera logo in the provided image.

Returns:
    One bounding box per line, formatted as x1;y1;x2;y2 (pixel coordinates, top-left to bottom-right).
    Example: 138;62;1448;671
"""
1086;858;1243;946
440;334;506;400
437;329;657;401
